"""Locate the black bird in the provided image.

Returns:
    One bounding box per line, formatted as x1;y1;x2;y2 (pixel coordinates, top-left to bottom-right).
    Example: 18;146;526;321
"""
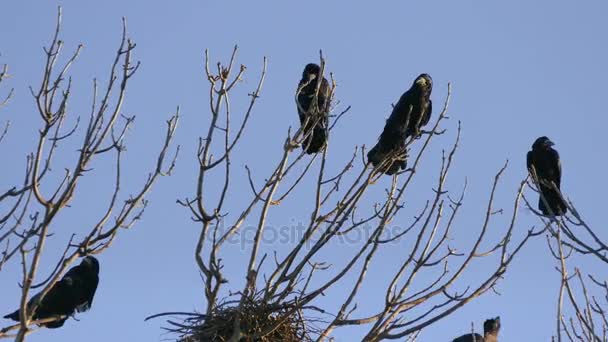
296;63;331;154
367;73;433;175
452;317;501;342
527;136;567;216
4;256;100;328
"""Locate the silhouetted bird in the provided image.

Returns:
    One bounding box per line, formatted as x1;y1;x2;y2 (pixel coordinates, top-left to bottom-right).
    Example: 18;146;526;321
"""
452;316;501;342
296;63;331;154
527;136;567;216
4;256;100;328
367;73;433;175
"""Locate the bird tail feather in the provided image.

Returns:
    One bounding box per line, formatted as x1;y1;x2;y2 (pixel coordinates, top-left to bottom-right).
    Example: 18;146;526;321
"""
539;186;568;216
4;310;20;321
304;126;327;154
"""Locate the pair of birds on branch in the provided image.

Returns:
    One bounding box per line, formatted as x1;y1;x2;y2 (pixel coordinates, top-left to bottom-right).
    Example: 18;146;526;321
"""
3;256;100;329
296;63;432;176
297;63;567;216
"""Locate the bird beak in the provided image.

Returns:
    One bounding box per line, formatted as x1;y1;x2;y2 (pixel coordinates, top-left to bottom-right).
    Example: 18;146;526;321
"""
544;140;555;147
308;74;317;81
415;78;427;86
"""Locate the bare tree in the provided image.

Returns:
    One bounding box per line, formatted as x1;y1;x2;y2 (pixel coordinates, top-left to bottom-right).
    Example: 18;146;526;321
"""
5;8;594;342
0;8;179;340
148;48;543;341
0;60;13;144
524;182;608;342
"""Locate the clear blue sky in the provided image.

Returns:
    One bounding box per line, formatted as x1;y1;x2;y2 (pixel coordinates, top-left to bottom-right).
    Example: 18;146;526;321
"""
1;1;607;341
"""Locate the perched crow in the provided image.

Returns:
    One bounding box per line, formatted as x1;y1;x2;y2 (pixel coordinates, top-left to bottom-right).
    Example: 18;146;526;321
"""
527;136;567;216
452;317;501;342
296;63;331;154
4;256;100;328
367;73;433;175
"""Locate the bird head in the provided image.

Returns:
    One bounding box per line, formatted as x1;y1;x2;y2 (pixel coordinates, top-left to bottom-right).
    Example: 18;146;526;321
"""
532;136;555;150
81;256;100;275
483;316;501;336
302;63;321;82
414;73;433;91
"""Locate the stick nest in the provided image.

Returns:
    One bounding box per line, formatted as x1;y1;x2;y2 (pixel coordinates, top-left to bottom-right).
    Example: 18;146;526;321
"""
171;297;315;342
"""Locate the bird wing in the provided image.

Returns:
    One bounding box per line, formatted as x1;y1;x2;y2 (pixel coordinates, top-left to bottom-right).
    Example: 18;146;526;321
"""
551;149;562;188
526;151;535;178
387;99;412;132
318;78;331;130
421;99;432;126
33;276;76;319
318;78;331;115
296;78;310;123
76;274;99;313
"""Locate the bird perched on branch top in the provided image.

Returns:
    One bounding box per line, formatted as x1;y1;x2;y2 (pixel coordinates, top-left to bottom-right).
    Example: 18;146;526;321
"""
4;256;100;328
296;63;331;154
367;73;433;175
527;136;567;216
452;316;501;342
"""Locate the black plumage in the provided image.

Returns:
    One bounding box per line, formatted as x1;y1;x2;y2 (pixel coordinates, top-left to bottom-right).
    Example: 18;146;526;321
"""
4;256;100;328
296;63;331;154
367;73;433;175
452;317;501;342
453;332;484;342
527;136;567;216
